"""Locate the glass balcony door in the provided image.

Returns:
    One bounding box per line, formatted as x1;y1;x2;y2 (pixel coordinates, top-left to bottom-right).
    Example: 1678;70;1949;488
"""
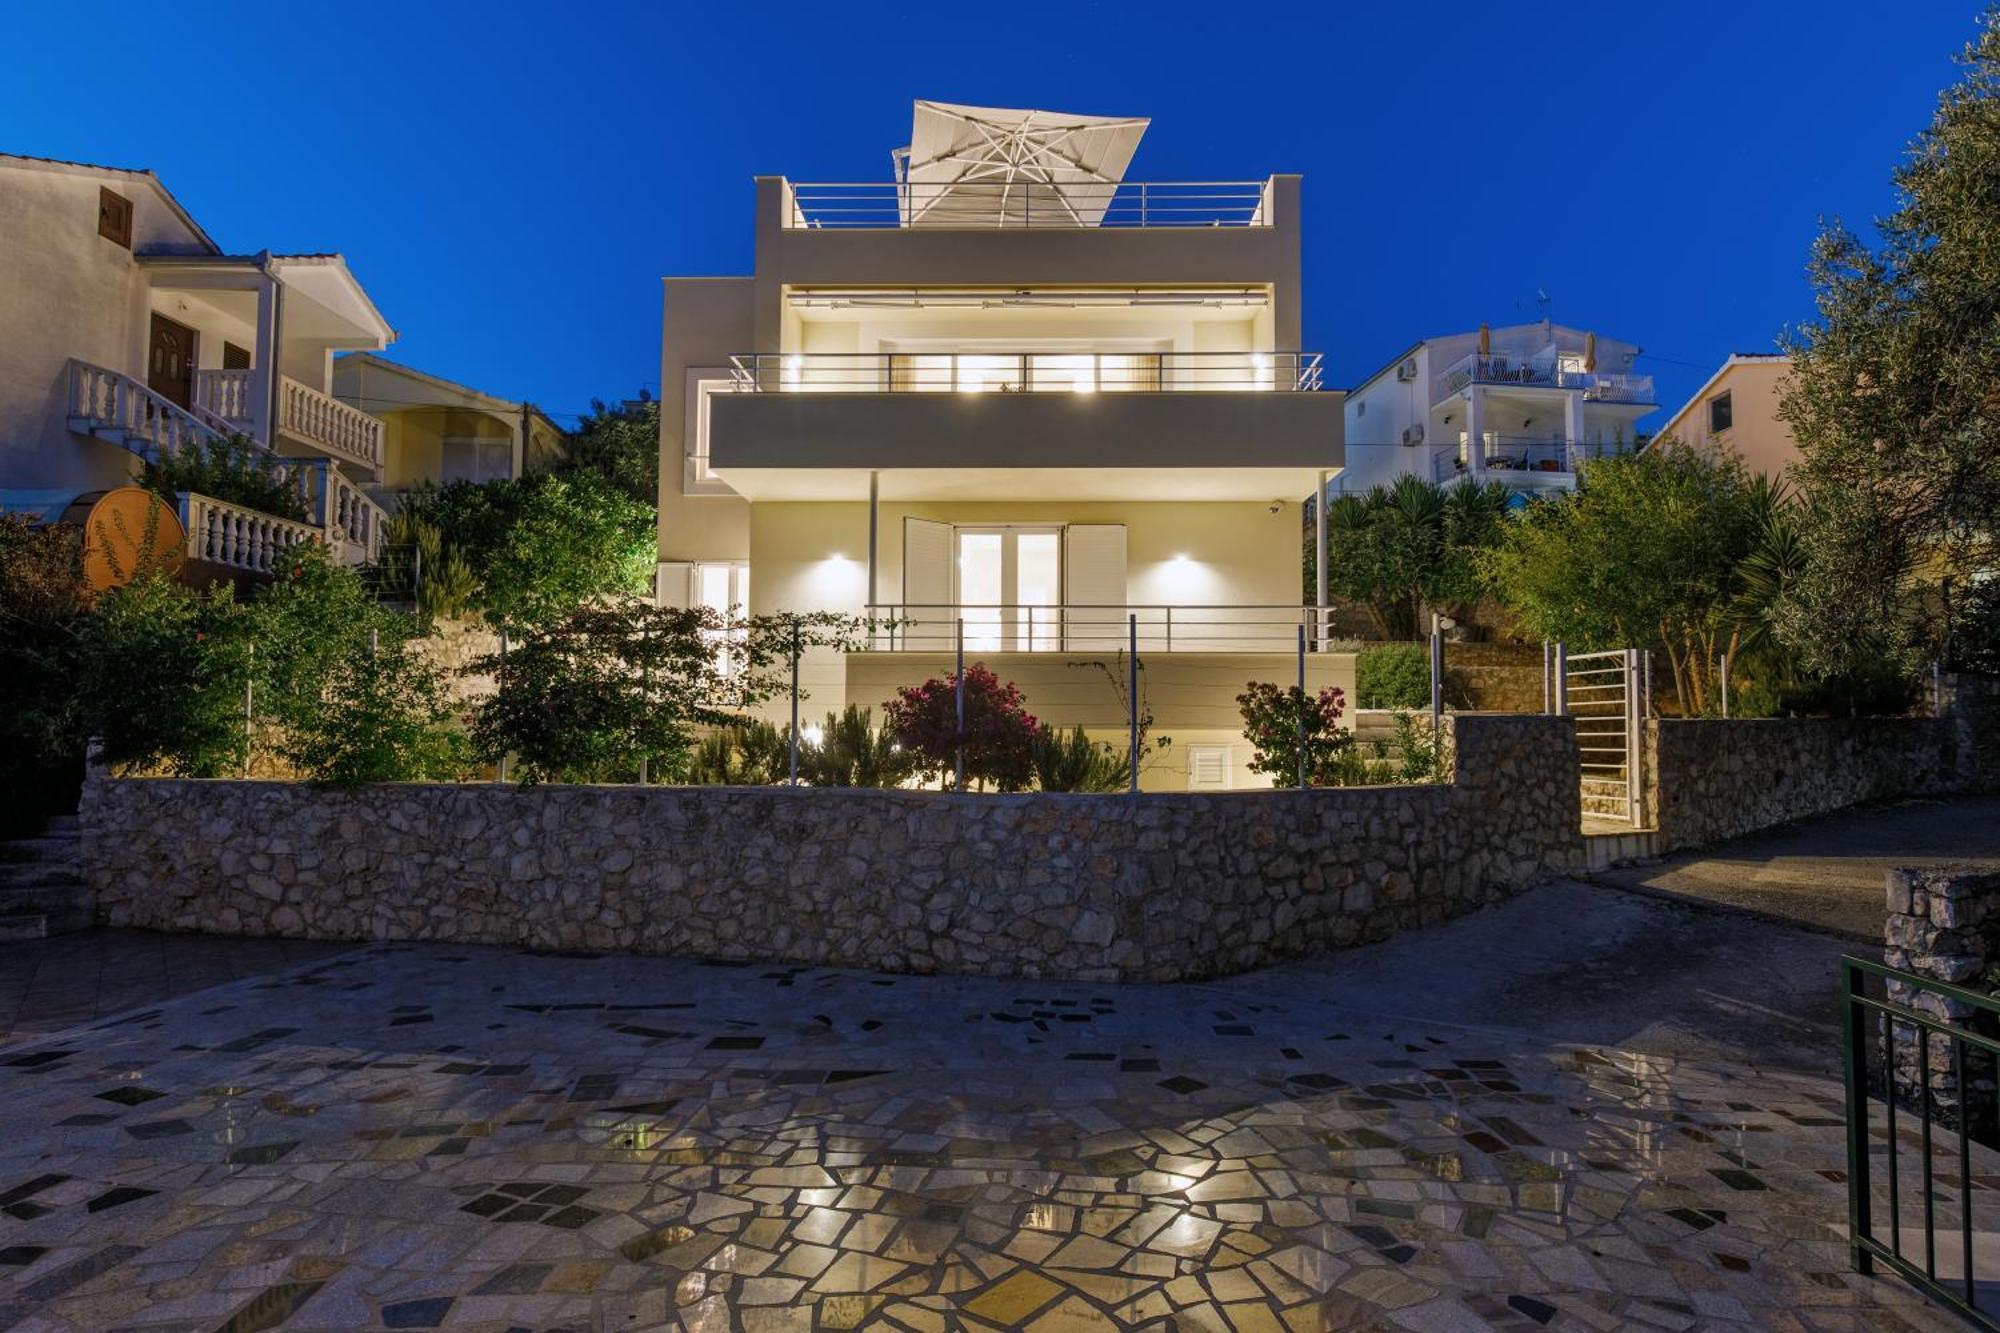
955;526;1062;651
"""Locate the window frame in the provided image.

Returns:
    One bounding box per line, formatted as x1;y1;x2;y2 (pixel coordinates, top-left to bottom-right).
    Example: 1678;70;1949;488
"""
1708;391;1734;436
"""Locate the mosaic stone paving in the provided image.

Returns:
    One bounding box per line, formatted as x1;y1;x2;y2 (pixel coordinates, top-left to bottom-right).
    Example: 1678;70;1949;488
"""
0;941;1964;1331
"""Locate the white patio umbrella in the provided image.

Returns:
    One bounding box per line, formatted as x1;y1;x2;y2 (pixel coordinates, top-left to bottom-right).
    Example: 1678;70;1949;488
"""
893;101;1150;227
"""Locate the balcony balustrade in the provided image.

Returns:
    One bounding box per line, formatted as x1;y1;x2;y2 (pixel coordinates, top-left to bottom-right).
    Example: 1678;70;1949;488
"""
863;603;1342;654
783;179;1272;230
727;351;1324;394
1432;353;1654;406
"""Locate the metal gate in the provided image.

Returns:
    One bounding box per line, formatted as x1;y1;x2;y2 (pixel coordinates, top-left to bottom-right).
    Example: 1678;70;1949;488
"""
1564;648;1642;824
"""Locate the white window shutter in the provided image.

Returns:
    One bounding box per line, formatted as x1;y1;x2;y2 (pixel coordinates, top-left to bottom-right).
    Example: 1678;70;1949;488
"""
902;518;953;650
1062;524;1126;652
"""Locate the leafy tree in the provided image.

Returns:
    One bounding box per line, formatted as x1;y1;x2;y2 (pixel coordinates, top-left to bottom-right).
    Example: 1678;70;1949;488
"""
254;545;468;785
76;574;256;777
0;517;93;831
1236;682;1354;787
1321;476;1510;639
1481;448;1777;714
473;602;804;784
140;434;309;522
882;664;1038;791
399;473;655;630
556;396;660;506
1776;10;2000;675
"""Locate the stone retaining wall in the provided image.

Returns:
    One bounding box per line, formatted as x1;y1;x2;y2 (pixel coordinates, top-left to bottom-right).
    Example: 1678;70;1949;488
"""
1645;716;1963;853
80;716;1582;982
1883;866;2000;1135
1444;642;1548;714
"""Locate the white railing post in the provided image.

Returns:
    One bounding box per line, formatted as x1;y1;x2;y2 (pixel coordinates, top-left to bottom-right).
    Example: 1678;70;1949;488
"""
1626;648;1644;826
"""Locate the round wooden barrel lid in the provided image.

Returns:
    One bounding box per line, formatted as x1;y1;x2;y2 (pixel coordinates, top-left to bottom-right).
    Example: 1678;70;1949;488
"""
58;487;187;591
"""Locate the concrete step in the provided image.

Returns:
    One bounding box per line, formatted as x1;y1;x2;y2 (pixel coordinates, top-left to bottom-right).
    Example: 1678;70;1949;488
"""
0;834;80;864
0;904;93;940
1583;828;1663;872
0;863;83;891
1;879;93;916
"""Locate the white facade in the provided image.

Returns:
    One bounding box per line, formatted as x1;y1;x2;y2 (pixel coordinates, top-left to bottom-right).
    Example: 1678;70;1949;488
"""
0;154;396;572
656;104;1351;789
1339;321;1655;497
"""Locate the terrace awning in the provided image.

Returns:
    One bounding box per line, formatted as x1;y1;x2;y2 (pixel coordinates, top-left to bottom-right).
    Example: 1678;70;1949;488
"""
893;101;1149;228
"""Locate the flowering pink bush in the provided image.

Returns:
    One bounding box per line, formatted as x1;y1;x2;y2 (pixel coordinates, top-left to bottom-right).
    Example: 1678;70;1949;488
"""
882;663;1038;791
1236;681;1355;787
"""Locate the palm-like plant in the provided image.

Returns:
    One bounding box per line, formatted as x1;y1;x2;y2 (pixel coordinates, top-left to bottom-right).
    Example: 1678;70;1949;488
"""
1321;476;1510;639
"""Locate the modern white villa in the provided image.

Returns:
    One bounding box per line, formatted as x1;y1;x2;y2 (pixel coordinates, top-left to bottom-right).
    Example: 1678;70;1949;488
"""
0;153;397;575
1340;321;1655;496
657;102;1351;788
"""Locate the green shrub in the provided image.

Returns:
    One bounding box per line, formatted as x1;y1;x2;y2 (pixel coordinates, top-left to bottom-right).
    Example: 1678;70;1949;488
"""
1236;681;1355;788
381;512;476;620
473;602;754;784
688;719;789;785
77;573;255;777
882;665;1038;791
140;434;309;522
252;546;470;785
1356;643;1431;709
1032;724;1130;793
400;474;654;630
274;634;471;785
797;705;914;787
0;517;92;831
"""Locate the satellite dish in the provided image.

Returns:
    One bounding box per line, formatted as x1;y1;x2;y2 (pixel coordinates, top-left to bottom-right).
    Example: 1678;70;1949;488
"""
59;487;186;591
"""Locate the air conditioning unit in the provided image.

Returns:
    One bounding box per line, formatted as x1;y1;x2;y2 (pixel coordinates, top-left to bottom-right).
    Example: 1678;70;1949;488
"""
1401;424;1425;447
1395;358;1418;382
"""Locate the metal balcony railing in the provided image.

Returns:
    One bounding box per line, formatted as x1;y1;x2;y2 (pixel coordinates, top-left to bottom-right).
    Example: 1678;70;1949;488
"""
727;351;1324;393
784;179;1272;229
1431;438;1636;484
1433;353;1655;406
863;603;1343;653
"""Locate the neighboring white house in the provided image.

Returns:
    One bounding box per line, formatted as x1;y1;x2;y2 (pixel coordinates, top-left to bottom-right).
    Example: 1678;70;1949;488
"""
331;352;567;505
656;101;1350;789
0;153;396;573
1339;321;1656;496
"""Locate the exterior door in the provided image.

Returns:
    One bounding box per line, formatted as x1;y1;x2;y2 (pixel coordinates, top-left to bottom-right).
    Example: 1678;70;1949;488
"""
148;313;197;408
954;526;1061;651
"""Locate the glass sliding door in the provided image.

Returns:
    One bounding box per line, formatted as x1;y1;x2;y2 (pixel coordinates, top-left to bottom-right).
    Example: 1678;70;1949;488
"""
955;526;1062;650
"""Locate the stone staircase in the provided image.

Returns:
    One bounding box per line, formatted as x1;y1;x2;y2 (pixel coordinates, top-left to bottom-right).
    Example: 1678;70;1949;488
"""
0;816;93;941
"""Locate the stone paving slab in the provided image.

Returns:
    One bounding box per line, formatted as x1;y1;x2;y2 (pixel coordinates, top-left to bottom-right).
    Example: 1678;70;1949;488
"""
0;939;1966;1331
0;930;350;1048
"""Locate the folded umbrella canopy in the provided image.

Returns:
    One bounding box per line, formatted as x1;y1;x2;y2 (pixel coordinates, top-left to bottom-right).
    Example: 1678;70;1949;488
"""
893;101;1150;228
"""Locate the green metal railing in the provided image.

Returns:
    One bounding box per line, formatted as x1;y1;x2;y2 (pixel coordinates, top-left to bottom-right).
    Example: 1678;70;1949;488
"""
1842;955;1999;1327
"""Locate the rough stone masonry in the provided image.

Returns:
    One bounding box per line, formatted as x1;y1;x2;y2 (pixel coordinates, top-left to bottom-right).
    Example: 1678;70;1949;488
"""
82;715;1583;982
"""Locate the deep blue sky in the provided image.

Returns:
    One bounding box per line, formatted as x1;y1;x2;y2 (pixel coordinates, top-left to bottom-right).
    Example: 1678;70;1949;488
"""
4;1;1984;427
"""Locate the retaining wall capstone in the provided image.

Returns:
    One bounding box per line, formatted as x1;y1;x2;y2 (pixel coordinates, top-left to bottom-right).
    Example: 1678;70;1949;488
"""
81;715;1583;982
